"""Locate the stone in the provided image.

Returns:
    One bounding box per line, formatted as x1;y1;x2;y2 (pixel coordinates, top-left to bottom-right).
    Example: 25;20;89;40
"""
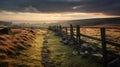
63;39;69;45
68;41;74;45
72;51;79;56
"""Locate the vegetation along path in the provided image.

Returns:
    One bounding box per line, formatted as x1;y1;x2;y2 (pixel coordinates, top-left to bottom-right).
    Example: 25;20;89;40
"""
12;29;47;67
8;29;103;67
47;31;103;67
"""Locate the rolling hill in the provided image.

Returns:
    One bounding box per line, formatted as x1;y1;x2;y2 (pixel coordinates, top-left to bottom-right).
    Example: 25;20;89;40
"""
49;17;120;27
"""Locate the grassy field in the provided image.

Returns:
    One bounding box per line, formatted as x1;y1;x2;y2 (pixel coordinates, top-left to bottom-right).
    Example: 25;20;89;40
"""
80;28;120;43
66;27;120;52
11;29;47;67
47;31;103;67
0;28;110;67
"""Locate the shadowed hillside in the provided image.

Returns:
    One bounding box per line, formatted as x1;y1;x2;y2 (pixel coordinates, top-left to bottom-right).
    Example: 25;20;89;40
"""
49;17;120;27
0;21;12;27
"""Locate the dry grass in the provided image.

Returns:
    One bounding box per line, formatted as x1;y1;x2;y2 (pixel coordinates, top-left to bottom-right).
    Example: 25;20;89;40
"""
66;27;120;56
80;28;120;43
0;28;36;56
0;53;8;60
0;59;13;67
12;29;46;67
0;28;37;67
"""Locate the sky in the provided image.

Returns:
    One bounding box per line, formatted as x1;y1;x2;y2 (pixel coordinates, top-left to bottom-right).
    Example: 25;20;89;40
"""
0;0;120;22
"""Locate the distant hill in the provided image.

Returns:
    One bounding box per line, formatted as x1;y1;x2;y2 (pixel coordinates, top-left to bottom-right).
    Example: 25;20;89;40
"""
49;17;120;27
1;17;120;28
0;21;12;27
68;17;120;26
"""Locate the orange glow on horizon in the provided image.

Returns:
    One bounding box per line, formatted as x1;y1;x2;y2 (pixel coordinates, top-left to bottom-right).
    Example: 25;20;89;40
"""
0;11;119;22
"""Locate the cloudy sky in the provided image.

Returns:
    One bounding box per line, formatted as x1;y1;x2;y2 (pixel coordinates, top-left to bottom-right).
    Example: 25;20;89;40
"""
0;0;120;22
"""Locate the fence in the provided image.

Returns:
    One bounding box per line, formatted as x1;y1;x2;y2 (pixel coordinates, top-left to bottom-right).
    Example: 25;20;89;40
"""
49;24;120;67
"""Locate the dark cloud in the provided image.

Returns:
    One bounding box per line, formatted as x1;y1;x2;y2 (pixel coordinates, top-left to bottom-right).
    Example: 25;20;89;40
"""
0;0;120;15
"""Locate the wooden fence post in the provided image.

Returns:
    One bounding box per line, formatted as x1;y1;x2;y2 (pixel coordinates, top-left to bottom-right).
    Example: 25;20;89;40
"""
65;27;68;36
59;25;62;36
56;25;59;32
76;25;80;42
55;26;57;32
101;28;107;66
70;24;74;40
59;25;62;33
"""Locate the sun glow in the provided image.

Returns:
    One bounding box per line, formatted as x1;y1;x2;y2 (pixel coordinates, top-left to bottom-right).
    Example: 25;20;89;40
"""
0;11;118;23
